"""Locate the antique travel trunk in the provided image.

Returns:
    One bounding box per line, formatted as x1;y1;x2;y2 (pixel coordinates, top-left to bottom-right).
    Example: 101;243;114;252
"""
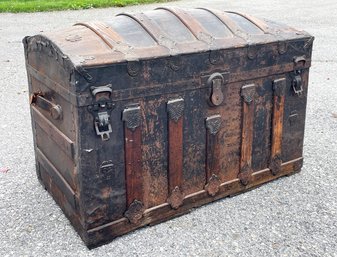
23;7;314;247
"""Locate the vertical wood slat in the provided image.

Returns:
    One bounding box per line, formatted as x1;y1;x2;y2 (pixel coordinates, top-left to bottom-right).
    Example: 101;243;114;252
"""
239;84;256;185
168;118;183;192
124;127;143;206
204;115;222;196
167;98;185;209
270;78;287;175
122;105;144;224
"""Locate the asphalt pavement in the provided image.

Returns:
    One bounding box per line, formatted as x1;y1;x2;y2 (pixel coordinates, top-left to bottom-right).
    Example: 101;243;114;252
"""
0;0;336;256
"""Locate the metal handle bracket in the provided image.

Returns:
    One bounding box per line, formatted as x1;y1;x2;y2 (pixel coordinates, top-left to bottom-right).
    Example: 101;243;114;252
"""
30;93;63;120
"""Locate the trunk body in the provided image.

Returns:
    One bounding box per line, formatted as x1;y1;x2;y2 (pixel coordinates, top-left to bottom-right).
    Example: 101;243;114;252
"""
23;7;314;248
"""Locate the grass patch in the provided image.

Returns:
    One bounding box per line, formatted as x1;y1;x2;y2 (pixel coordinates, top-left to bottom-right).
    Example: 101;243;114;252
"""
0;0;173;13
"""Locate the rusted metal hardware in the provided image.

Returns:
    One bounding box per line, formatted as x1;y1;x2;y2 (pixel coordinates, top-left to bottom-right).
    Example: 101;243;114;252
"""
241;84;256;105
167;98;184;122
270;155;282;176
208;73;225;106
292;71;303;96
124;200;144;224
88;85;114;141
23;6;313;248
292;56;307;96
206;115;222;135
31;93;63;120
122;105;141;130
127;61;141;77
205;174;221;197
167;186;184;209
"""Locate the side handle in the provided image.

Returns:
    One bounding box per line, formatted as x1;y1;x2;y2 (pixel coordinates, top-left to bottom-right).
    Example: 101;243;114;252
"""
30;93;63;120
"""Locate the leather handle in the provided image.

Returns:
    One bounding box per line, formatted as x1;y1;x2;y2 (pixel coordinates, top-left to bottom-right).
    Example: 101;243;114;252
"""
30;93;63;120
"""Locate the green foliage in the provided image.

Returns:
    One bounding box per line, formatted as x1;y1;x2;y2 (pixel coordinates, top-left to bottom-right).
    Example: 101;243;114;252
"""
0;0;172;13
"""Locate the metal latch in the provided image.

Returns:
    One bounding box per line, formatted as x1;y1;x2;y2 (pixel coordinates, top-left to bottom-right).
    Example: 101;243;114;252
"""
292;56;306;96
292;70;303;96
94;111;112;141
207;73;225;106
88;85;115;141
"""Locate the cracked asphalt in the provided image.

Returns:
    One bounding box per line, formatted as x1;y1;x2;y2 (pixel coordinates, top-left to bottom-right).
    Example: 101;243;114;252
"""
0;0;336;256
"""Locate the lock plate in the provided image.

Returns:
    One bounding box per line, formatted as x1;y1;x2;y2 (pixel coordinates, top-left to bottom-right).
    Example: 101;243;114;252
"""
206;72;229;106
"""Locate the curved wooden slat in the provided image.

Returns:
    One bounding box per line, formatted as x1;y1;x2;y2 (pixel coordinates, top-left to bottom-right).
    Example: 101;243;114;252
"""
156;7;214;44
117;13;161;44
226;11;270;33
74;21;124;49
198;8;249;39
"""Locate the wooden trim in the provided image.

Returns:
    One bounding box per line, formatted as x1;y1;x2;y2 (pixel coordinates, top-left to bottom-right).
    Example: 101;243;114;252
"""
204;115;222;196
168;118;184;191
32;106;75;159
239;84;256;185
225;11;268;33
167;98;184;209
27;65;77;105
156;7;212;42
270;78;287;175
124;126;143;206
36;148;77;209
122;105;143;208
74;22;123;48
